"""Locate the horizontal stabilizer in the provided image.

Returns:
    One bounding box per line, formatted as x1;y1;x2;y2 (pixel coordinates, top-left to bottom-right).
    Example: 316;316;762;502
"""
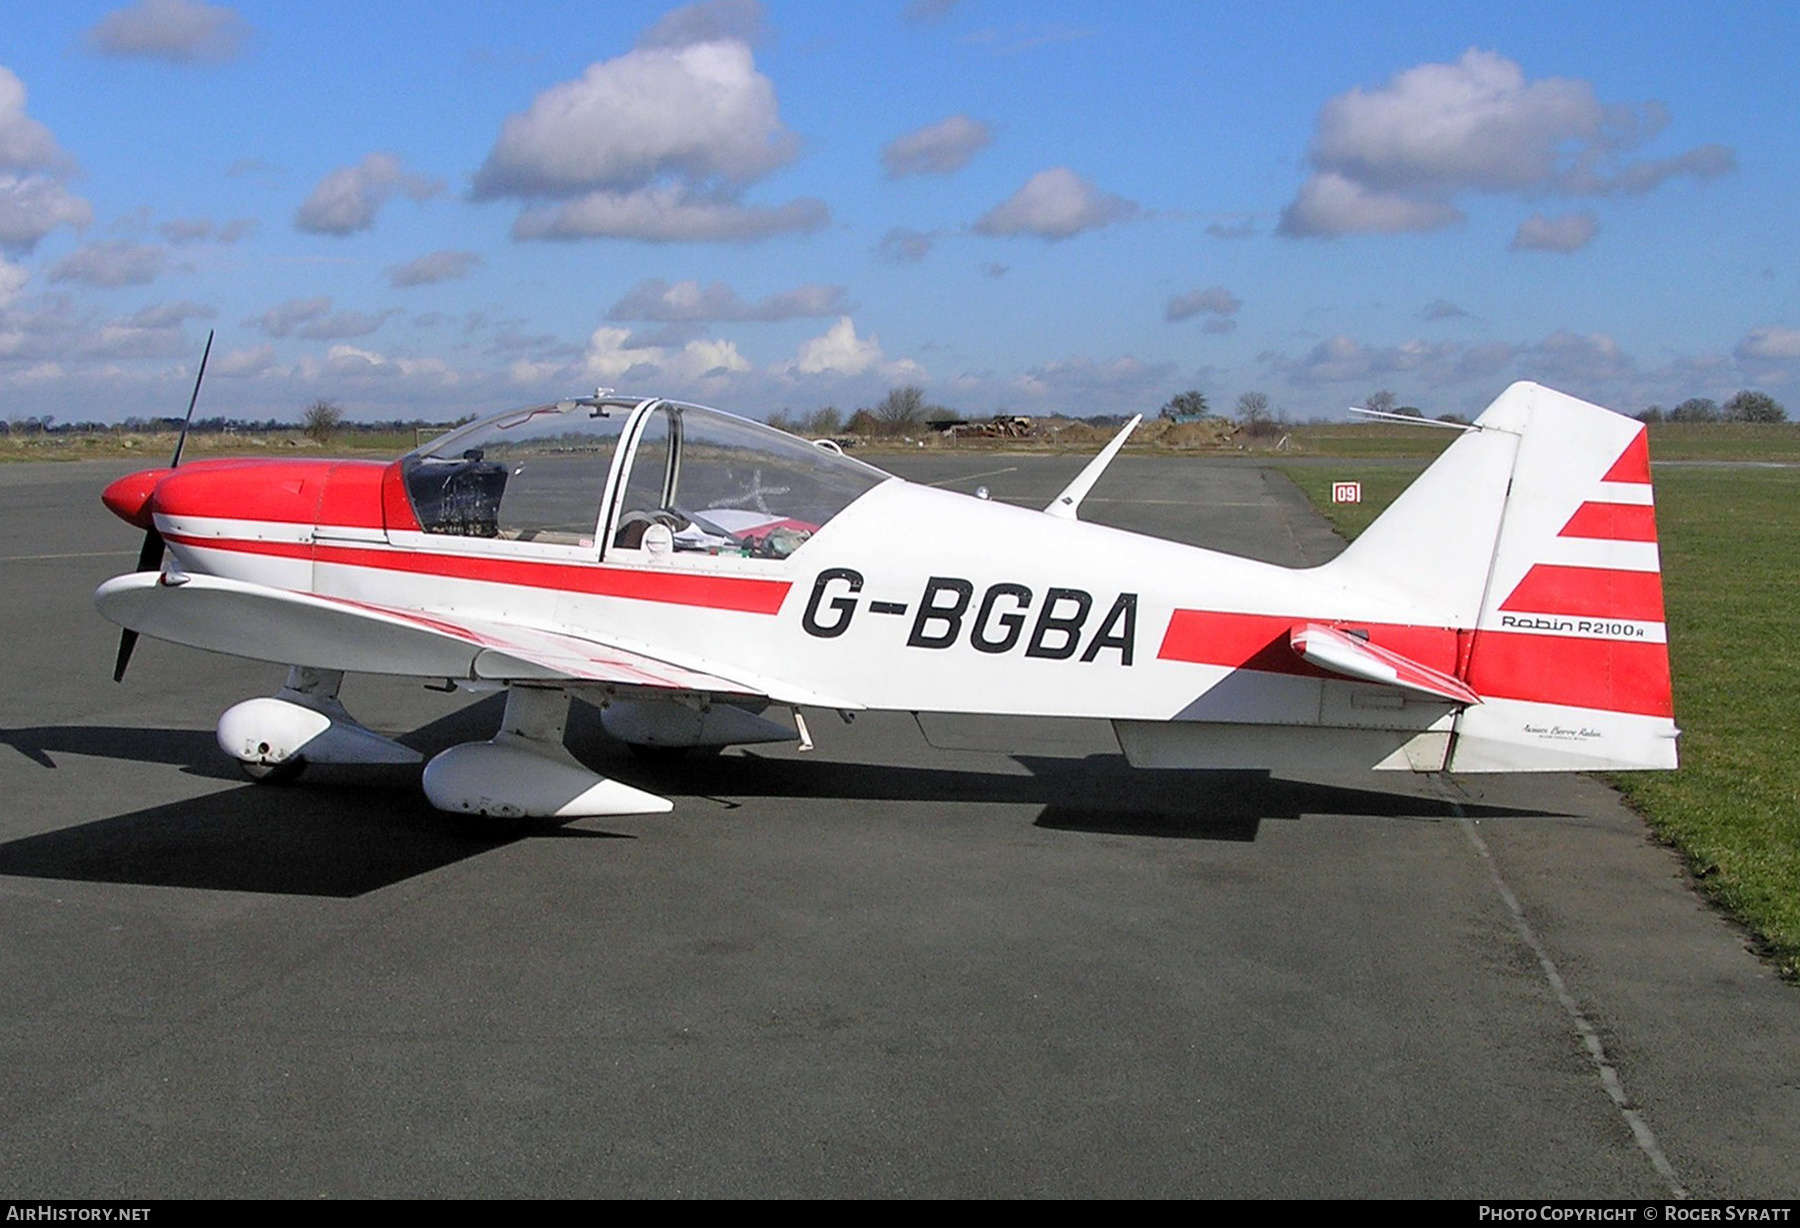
1289;623;1480;706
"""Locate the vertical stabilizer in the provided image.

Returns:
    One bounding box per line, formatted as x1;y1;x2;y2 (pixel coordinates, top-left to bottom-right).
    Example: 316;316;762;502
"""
1318;382;1677;772
1450;384;1676;770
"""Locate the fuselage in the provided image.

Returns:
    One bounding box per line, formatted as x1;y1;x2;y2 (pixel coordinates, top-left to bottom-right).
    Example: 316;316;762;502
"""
96;384;1681;778
102;450;1449;725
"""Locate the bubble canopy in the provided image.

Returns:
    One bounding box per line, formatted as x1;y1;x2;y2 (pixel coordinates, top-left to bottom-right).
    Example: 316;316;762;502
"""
398;395;890;559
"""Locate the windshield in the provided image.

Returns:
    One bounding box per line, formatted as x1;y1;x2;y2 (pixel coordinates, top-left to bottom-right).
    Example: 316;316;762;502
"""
398;396;890;558
401;397;641;543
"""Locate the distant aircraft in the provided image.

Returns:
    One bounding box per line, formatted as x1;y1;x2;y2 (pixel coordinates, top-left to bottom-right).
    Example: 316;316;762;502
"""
96;380;1676;819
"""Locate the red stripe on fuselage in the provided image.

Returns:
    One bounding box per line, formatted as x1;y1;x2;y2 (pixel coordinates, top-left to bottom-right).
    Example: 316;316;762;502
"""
1558;501;1659;542
1158;607;1670;717
164;531;792;614
1499;564;1665;621
166;534;313;561
1157;609;1460;677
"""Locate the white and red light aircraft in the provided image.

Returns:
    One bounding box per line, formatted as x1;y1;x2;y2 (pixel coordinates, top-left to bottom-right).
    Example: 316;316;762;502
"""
96;381;1676;819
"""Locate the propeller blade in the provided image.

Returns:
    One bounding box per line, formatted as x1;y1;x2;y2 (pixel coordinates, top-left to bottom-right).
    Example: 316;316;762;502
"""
113;527;166;682
134;525;165;574
168;328;214;469
112;629;140;683
115;329;206;682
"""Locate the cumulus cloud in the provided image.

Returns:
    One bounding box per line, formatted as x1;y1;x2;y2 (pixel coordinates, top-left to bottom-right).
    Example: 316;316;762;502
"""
386;249;483;288
0;68;72;172
0;292;84;364
319;345;461;387
1244;327;1652;409
1510;210;1599;253
1279;172;1462;237
253;295;397;340
1526;329;1635;386
0;71;90;251
637;0;766;50
254;295;329;337
607;278;849;322
973;167;1137;240
1307;51;1596;194
1166;286;1241;325
85;0;249;64
578;322;752;385
1265;334;1457;386
84;300;214;359
473;40;792;197
1736;326;1800;362
1456;341;1516;382
882;115;992;177
0;175;93;250
1560;143;1735;195
295;153;442;236
784;316;919;380
213;342;273;377
1278;49;1734;239
878;226;936;263
791;317;885;376
0;254;27;307
470;25;822;245
48;240;169;287
299;308;399;340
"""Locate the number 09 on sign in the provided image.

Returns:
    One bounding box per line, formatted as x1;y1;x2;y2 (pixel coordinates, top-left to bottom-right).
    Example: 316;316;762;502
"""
1332;481;1362;504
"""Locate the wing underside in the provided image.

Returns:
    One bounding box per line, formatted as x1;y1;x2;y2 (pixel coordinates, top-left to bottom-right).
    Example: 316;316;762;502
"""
95;570;773;696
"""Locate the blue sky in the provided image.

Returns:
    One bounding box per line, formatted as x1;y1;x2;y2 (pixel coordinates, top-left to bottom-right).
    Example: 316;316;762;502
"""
1;0;1795;424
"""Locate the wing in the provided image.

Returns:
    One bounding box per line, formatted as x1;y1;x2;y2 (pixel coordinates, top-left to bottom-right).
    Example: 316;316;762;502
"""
95;571;857;706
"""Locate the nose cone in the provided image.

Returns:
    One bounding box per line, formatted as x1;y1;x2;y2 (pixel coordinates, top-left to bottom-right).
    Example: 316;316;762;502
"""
102;468;174;529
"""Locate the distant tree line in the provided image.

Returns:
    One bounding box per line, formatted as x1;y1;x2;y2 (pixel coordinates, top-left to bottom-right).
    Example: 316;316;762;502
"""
1;409;455;436
1637;391;1787;423
1153;385;1792;435
768;386;958;438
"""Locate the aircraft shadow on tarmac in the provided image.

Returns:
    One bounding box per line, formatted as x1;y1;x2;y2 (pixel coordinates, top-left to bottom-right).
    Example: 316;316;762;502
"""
649;748;1554;843
0;699;1566;899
